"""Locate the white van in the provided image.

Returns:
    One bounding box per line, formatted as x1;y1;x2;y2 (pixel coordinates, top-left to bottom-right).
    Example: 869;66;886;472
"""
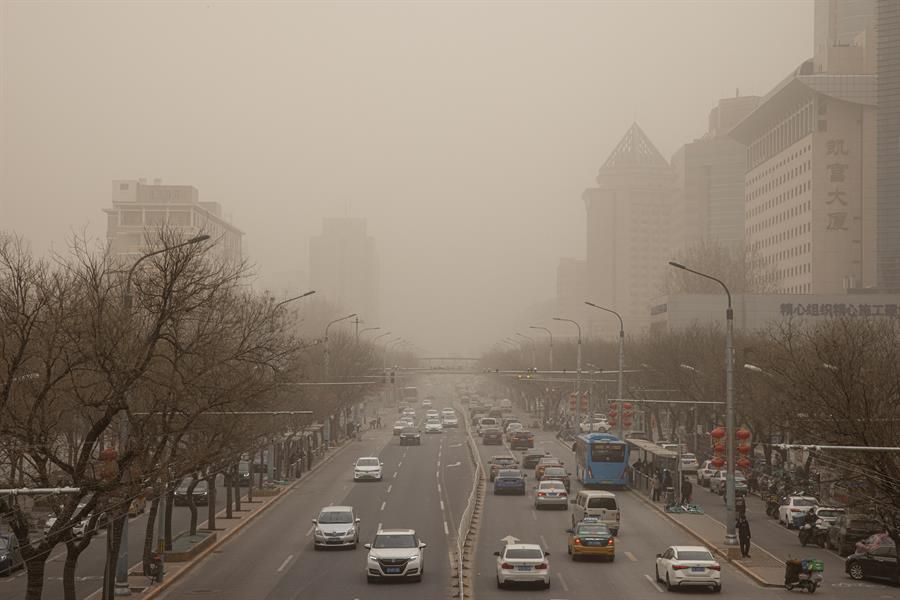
570;490;620;535
477;417;499;436
499;398;513;412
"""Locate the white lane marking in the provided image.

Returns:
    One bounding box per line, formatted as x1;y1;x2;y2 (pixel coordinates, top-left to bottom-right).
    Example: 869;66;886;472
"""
380;501;386;511
450;443;463;448
377;522;382;530
393;471;398;479
556;572;570;592
398;461;403;467
443;521;449;535
625;551;638;562
440;500;445;511
437;460;441;467
446;461;462;467
305;525;314;536
277;554;293;572
387;484;392;493
540;534;548;549
531;510;537;521
437;483;442;493
644;573;665;593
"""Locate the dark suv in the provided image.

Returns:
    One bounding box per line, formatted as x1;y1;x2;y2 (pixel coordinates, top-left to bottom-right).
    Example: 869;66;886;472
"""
482;429;503;445
828;515;884;556
400;427;421;446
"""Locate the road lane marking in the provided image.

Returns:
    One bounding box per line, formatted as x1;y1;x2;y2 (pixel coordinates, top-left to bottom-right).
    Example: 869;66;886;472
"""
437;483;442;493
444;521;449;535
398;461;403;467
531;510;537;521
380;501;386;511
625;551;638;562
556;572;570;591
440;500;445;511
437;460;441;467
387;484;392;493
277;554;293;572
305;525;314;536
393;471;398;479
644;573;664;592
377;522;382;530
540;534;548;549
447;461;462;467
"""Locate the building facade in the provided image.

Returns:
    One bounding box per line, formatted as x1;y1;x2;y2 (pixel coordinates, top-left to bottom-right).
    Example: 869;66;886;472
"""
582;123;676;336
309;217;379;324
670;95;760;255
877;0;900;288
104;179;243;263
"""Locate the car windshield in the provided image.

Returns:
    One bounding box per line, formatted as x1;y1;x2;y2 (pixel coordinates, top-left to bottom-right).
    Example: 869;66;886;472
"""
373;534;416;548
794;498;817;506
506;548;544;559
319;511;352;524
495;457;515;464
394;421;405;426
677;550;714;561
577;525;609;536
587;497;617;509
357;458;379;467
427;419;440;424
0;537;9;550
682;454;697;460
541;481;565;490
402;428;417;433
498;470;522;478
544;468;566;476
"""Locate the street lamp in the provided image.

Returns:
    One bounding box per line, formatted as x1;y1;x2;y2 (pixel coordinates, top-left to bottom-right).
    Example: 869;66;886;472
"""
668;260;737;548
274;290;316;309
585;301;626;439
515;333;536;370
119;233;210;596
552;317;582;427
529;326;553;371
324;313;357;380
357;326;380;343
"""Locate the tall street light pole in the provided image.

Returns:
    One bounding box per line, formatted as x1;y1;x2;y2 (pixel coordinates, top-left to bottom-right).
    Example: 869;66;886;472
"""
553;317;582;428
274;290;316;310
515;333;536;370
119;233;210;597
669;260;737;548
529;326;553;371
585;302;626;439
324;313;357;380
358;326;380;343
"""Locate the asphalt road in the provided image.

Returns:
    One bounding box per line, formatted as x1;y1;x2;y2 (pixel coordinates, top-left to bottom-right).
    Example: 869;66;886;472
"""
0;477;231;600
155;402;474;600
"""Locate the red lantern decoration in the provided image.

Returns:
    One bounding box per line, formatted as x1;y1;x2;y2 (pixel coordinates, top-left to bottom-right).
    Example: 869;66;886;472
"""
608;418;617;427
736;428;751;441
609;408;618;417
738;444;752;455
622;418;633;427
713;443;726;454
710;426;726;439
623;402;633;410
710;457;725;468
100;448;118;461
737;457;752;469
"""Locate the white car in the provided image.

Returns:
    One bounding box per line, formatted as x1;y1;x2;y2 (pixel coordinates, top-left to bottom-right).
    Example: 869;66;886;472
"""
442;415;459;428
402;408;416;419
696;460;717;486
441;408;455;416
477;417;499;436
709;470;748;495
353;457;383;481
495;543;550;589
425;410;440;420
655;545;721;592
680;453;700;474
422;398;432;407
424;419;443;433
312;505;360;549
813;506;845;527
365;529;426;582
505;422;524;439
778;496;819;528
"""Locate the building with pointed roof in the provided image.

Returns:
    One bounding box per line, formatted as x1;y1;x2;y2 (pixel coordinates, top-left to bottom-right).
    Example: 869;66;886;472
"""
582;123;676;337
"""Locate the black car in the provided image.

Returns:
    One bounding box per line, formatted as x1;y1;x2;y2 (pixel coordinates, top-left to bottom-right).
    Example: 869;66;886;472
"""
399;427;421;446
493;469;527;495
846;544;899;584
828;515;884;556
510;430;534;450
482;429;503;445
522;451;550;469
0;533;23;577
174;479;210;506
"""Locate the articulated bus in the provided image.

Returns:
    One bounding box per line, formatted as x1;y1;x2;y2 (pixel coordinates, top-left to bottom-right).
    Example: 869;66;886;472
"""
573;433;629;487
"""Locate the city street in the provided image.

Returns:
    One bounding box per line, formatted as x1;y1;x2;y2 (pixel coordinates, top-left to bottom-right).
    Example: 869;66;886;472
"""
155;403;474;600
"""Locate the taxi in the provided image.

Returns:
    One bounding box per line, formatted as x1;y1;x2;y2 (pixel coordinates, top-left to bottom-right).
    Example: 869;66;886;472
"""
566;518;615;561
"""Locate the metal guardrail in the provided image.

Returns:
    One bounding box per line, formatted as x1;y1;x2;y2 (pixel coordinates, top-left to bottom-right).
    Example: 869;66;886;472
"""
456;409;484;600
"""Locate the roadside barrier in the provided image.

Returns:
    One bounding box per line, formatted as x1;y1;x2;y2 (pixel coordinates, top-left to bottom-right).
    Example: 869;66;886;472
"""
455;407;485;600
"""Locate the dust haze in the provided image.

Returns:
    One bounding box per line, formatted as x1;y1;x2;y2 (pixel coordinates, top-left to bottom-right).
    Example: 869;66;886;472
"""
0;0;813;355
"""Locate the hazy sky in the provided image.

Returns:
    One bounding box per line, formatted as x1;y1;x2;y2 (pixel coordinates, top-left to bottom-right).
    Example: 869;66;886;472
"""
1;0;813;355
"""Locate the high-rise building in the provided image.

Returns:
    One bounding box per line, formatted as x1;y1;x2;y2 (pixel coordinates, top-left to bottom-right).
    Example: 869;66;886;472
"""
309;218;379;324
671;95;760;255
104;179;243;263
814;0;877;74
582;123;676;336
877;0;900;288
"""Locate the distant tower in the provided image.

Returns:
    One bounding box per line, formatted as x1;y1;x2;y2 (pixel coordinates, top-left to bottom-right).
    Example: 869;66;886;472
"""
582;123;676;336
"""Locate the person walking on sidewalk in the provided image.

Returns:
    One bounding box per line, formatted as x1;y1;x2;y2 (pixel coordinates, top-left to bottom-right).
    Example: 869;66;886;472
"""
681;477;693;505
737;515;752;558
651;477;661;502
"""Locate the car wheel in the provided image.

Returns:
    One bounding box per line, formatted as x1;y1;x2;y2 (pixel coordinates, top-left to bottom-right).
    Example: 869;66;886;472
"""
351;542;357;550
714;584;722;593
666;573;673;591
413;574;423;582
367;576;376;583
313;544;320;551
567;545;571;555
496;575;504;589
848;561;865;580
655;566;661;582
608;555;615;562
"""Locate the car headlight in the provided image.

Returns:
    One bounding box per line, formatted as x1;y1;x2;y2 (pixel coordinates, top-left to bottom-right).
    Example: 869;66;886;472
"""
408;554;420;561
346;526;355;535
367;554;378;563
314;527;323;535
0;554;7;561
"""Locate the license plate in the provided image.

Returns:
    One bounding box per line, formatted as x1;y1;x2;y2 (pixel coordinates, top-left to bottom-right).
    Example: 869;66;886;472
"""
691;567;705;572
516;566;532;571
385;567;401;574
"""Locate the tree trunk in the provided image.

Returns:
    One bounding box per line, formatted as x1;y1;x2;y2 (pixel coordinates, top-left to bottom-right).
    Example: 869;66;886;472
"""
102;515;124;600
24;555;49;600
233;465;241;512
186;477;199;535
62;534;93;600
142;497;160;574
207;474;217;530
224;470;233;519
164;487;174;551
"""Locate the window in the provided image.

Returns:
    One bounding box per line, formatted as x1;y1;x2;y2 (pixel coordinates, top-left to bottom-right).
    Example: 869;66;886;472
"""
169;211;191;226
591;444;625;463
587;497;618;509
677;550;715;561
506;548;544;559
119;183;129;191
373;534;417;549
122;210;143;226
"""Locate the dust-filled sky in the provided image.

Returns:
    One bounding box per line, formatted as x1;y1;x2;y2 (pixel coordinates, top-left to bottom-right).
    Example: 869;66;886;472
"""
1;0;813;355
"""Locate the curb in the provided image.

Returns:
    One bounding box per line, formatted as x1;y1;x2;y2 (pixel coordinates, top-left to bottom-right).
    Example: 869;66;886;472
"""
630;489;784;589
142;438;357;599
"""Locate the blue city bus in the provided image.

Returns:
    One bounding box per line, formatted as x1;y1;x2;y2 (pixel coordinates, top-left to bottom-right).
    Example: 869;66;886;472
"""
574;433;629;487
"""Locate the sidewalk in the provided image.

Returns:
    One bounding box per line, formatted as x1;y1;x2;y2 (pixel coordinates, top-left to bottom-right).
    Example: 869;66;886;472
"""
115;436;357;599
630;473;785;588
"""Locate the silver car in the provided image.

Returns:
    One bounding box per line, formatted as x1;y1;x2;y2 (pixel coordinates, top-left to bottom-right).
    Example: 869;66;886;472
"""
312;505;360;549
534;480;569;510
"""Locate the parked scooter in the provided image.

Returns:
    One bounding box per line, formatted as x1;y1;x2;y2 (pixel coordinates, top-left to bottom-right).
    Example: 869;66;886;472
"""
798;520;828;548
785;558;824;593
765;494;781;518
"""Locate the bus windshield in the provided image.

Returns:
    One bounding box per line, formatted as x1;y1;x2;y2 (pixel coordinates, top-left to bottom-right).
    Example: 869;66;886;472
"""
591;443;625;463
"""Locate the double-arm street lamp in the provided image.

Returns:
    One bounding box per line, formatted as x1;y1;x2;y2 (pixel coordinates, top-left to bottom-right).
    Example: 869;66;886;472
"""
323;313;357;380
552;317;582;427
357;326;380;343
669;260;737;548
584;302;626;439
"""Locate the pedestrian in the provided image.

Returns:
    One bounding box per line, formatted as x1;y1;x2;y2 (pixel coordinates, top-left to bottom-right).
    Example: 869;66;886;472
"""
376;415;382;429
681;477;693;505
735;493;747;518
737;515;752;558
651;477;661;502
